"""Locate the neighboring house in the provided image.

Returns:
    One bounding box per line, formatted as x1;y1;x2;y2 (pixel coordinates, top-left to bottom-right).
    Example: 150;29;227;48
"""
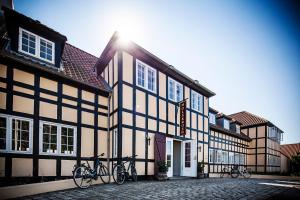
96;32;215;178
280;143;300;174
0;7;111;185
229;111;283;173
208;108;251;173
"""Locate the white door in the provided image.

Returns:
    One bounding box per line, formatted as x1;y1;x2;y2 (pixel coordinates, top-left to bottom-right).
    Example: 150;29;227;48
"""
166;138;173;177
182;140;197;177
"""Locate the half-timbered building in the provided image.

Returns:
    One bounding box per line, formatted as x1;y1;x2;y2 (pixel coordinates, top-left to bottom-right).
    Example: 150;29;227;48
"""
229;111;283;173
208;108;251;173
95;32;215;178
0;6;111;185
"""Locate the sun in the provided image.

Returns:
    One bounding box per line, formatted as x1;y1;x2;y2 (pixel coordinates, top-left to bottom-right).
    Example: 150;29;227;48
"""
109;11;144;44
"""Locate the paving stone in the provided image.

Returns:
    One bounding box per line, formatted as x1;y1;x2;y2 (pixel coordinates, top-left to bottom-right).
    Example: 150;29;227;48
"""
18;178;300;200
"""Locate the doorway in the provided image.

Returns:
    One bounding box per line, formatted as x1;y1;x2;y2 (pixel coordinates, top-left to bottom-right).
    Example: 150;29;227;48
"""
173;140;181;176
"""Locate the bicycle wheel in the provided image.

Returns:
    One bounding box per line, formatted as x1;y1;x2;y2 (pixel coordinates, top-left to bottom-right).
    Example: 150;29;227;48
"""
73;166;92;189
112;164;125;185
99;165;111;184
230;168;239;178
220;168;225;178
243;170;251;179
131;167;138;182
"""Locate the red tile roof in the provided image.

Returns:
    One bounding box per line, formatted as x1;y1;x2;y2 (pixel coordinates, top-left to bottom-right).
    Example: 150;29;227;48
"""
61;43;111;91
228;111;268;127
280;143;300;159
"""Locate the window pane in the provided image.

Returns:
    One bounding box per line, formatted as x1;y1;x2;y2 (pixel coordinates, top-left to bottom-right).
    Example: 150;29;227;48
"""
137;63;145;87
148;68;155;91
42;124;57;153
168;79;174;100
185;142;191;167
11;119;30;152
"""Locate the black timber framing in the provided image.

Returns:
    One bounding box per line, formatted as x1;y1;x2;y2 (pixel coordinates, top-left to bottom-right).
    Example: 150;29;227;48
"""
32;72;40;177
0;57;109;182
117;51;123;163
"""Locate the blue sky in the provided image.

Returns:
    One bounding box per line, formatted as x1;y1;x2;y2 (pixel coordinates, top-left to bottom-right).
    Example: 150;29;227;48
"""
14;0;300;144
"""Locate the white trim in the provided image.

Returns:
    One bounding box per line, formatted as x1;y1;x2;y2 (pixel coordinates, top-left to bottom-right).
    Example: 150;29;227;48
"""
0;114;33;154
191;90;203;113
168;77;183;102
18;27;55;64
39;121;77;157
136;59;157;93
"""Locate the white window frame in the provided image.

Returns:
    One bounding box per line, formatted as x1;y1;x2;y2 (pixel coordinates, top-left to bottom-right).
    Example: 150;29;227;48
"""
136;59;156;93
222;151;228;164
39;121;77;156
229;152;234;164
0;114;33;154
168;77;183;102
223;119;230;130
209;113;216;124
191;90;203;113
19;27;55;64
236;125;240;134
216;150;222;163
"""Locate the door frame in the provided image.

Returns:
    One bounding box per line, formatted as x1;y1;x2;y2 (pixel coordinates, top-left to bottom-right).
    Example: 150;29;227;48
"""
181;139;197;177
166;137;173;177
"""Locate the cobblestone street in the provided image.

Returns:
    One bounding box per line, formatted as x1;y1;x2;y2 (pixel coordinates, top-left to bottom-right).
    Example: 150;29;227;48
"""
19;178;300;200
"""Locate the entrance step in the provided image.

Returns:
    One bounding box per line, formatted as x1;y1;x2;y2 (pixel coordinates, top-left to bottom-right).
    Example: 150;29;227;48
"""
169;176;193;181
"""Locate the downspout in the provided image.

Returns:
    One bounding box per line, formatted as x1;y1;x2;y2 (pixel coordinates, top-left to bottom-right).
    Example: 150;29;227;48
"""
107;92;112;173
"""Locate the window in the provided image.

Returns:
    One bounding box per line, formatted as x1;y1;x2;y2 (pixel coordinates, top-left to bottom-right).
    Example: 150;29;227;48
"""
40;38;53;61
191;90;203;113
224;119;230;130
209;149;214;163
148;67;155;92
0;114;33;153
185;142;191;167
113;129;118;157
217;150;222;163
61;127;74;155
137;62;145;87
19;28;55;64
229;152;234;164
40;121;76;156
222;151;228;164
209;113;216;124
234;153;240;165
12;118;31;152
20;29;36;55
236;125;240;134
239;154;245;165
166;141;172;167
136;60;156;93
168;78;183;102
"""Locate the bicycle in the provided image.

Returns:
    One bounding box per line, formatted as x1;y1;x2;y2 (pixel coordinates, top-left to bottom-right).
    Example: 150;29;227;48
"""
112;155;138;185
73;153;110;189
230;165;251;178
220;163;232;178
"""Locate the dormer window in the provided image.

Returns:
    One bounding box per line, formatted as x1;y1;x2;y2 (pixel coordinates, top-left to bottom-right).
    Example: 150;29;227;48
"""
236;125;240;134
209;113;216;124
224;119;230;130
18;28;55;64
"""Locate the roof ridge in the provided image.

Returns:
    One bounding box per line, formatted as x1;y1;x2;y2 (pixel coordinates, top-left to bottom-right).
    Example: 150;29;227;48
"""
65;42;98;59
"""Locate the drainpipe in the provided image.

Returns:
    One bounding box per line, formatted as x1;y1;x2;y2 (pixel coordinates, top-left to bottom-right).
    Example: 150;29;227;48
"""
107;92;112;173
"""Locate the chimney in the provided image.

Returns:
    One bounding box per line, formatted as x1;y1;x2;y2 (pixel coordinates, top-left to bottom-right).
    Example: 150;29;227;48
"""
0;0;14;9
